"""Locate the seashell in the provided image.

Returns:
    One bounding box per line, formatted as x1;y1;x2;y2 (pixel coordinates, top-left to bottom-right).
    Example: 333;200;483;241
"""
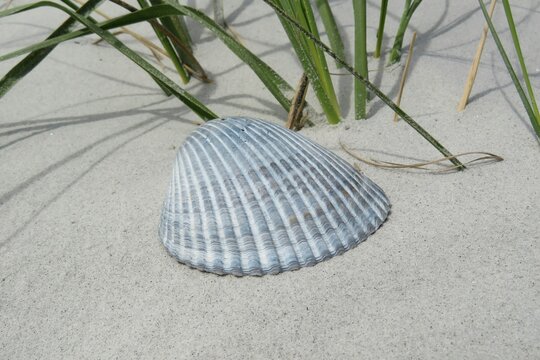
159;117;390;276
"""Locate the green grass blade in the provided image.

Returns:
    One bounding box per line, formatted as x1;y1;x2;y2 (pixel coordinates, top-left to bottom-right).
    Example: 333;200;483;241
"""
271;0;341;124
136;0;189;84
388;0;422;65
374;0;388;58
172;2;297;112
1;2;303;116
1;0;217;120
111;0;208;82
0;4;174;61
479;0;540;137
154;15;201;82
148;0;191;82
262;0;465;169
500;0;540;122
353;0;368;119
0;0;104;98
300;0;340;116
314;0;345;68
167;0;193;46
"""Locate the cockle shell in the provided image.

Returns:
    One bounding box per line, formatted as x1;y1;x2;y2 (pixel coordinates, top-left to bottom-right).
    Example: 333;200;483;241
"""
159;117;390;276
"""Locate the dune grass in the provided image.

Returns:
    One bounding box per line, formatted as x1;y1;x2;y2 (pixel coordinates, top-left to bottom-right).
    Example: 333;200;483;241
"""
261;0;465;169
0;0;465;169
269;0;341;124
0;0;307;119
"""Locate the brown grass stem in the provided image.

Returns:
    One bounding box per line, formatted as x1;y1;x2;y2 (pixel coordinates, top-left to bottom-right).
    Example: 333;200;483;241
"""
74;0;167;61
286;73;309;130
457;0;497;111
341;142;503;173
108;0;210;82
393;31;416;122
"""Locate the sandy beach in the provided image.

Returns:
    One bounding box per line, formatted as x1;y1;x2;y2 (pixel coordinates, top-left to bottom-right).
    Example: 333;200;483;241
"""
1;0;539;358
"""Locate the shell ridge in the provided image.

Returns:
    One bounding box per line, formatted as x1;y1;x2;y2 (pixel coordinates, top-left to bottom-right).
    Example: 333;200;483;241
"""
219;119;316;270
348;175;390;224
260;122;374;245
185;137;229;272
226;119;324;265
193;128;271;274
358;175;391;209
206;121;299;273
176;156;191;259
292;132;391;214
206;123;280;275
160;174;174;251
201;123;282;274
178;151;197;262
169;150;194;264
254;123;363;246
194;135;245;273
228;120;323;266
269;123;389;230
239;118;387;247
244;121;349;258
189;131;258;274
169;160;181;255
182;140;211;270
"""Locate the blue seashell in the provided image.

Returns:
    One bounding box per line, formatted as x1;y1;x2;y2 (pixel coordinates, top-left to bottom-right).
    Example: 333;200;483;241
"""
159;117;390;276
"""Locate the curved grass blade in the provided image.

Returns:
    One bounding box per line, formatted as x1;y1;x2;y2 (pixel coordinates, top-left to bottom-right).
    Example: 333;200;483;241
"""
314;0;345;68
374;0;388;58
80;0;299;112
123;1;302;112
0;1;173;95
388;0;422;65
148;0;191;83
0;4;178;62
479;0;540;137
136;0;190;84
129;0;300;112
1;1;305;118
0;0;104;98
114;0;207;82
261;0;465;169
0;0;217;120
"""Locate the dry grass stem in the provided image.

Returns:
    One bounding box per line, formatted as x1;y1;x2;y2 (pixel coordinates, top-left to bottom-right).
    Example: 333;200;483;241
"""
393;31;417;122
74;0;168;62
340;141;503;172
457;0;497;111
286;73;309;130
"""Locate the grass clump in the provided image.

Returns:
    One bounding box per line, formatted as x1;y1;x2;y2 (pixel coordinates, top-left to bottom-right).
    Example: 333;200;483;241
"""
269;0;341;124
0;0;467;169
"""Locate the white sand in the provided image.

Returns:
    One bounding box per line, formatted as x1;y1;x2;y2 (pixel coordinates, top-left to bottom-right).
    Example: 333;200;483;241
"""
1;1;539;358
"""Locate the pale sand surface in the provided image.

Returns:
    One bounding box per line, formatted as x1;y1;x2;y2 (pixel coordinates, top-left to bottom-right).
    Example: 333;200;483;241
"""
1;1;539;358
